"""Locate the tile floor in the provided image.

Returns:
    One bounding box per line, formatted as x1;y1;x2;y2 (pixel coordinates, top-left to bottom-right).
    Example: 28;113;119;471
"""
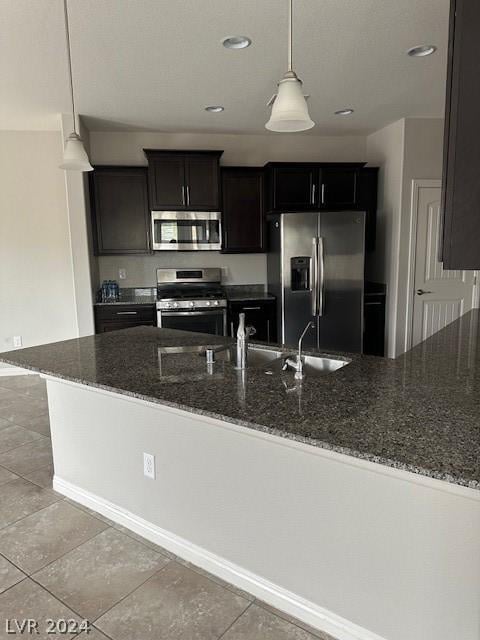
0;375;335;640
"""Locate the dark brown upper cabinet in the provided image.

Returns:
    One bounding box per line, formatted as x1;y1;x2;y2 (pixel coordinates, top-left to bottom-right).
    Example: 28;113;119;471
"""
144;150;223;211
319;167;357;208
266;163;378;250
221;168;265;253
90;167;150;255
268;165;318;211
441;0;480;269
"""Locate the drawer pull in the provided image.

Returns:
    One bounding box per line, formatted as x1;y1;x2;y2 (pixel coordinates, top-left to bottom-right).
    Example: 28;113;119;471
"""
242;306;261;311
364;302;383;306
115;311;138;315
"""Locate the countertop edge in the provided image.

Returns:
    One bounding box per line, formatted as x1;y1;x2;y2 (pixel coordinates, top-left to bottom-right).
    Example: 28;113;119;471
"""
4;355;478;493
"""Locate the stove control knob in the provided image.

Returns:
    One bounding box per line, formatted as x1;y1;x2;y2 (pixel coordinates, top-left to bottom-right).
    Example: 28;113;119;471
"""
214;300;219;306
189;301;195;308
173;302;178;308
206;300;211;306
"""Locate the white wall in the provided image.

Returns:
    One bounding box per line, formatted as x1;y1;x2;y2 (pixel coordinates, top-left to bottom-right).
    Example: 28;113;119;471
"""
0;131;78;352
366;118;445;358
90;130;367;288
395;118;445;353
366;120;405;358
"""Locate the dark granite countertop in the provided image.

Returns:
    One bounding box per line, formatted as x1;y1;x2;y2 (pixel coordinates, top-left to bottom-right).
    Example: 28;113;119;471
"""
95;288;156;306
2;312;480;490
224;285;276;303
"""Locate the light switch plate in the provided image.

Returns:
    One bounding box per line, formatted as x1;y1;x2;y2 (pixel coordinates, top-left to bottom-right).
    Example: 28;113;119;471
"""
119;269;127;280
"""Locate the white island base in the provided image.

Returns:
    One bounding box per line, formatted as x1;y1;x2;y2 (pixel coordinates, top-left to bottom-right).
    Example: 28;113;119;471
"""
46;376;480;640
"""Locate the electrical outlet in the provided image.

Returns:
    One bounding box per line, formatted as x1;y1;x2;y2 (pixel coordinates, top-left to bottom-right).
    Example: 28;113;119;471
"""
13;336;22;348
143;452;155;479
119;269;127;280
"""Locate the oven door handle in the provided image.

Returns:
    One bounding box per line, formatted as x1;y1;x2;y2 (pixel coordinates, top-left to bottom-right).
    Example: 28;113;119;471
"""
159;310;226;317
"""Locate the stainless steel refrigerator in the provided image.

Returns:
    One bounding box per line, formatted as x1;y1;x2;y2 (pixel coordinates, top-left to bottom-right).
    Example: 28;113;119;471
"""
267;211;365;353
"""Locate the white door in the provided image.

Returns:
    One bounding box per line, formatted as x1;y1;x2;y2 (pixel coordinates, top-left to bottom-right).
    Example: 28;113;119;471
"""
411;183;476;347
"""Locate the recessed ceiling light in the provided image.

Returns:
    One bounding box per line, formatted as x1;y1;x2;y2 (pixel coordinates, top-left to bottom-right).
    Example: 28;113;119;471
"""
205;106;224;113
407;45;437;57
222;36;252;50
334;108;354;116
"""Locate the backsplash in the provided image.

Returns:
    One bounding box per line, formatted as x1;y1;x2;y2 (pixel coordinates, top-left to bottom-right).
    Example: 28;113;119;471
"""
96;253;267;287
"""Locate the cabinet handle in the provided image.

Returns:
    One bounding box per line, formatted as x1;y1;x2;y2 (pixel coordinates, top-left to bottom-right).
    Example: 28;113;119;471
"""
311;183;316;205
116;311;138;315
230;322;235;338
321;184;325;204
242;306;261;310
364;302;383;306
186;185;190;206
181;185;186;206
267;319;270;343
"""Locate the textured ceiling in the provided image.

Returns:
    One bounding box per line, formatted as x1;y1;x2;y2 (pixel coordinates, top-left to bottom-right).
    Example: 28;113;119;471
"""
0;0;449;134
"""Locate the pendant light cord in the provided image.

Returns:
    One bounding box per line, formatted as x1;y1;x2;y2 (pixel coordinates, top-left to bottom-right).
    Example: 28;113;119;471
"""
288;0;293;72
63;0;77;135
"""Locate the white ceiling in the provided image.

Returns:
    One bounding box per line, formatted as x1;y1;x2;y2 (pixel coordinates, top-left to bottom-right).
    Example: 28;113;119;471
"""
0;0;449;135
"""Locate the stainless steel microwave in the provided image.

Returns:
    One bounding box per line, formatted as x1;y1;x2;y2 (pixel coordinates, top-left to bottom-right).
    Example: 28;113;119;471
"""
151;211;222;251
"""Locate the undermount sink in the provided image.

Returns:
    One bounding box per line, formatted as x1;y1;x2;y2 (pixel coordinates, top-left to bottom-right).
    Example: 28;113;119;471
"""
209;345;285;367
264;354;351;376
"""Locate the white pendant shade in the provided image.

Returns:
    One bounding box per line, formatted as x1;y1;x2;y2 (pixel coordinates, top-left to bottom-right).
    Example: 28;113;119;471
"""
265;73;314;132
59;132;93;172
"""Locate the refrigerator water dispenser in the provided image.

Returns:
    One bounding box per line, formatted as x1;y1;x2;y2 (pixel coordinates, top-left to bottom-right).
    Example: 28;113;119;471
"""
291;257;311;291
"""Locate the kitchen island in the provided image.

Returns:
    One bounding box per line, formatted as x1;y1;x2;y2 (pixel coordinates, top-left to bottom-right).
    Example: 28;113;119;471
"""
1;313;480;640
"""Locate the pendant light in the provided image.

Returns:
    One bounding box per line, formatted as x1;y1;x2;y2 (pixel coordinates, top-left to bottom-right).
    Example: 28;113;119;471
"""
59;0;93;171
265;0;314;132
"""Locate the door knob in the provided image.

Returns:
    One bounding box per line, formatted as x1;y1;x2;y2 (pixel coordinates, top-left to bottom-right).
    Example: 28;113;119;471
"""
416;289;433;295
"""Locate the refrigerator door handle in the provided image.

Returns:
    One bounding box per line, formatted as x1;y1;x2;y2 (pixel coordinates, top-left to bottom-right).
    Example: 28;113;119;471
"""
318;236;325;316
311;237;319;316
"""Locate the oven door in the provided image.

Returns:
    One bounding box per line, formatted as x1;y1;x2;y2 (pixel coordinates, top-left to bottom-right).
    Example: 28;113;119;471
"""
158;309;226;336
151;211;222;251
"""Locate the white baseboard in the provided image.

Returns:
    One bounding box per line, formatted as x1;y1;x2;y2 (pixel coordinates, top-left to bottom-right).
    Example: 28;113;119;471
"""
0;366;36;377
53;476;386;640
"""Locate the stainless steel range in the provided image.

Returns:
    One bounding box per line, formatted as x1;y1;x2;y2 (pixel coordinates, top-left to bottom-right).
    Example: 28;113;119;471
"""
156;268;227;336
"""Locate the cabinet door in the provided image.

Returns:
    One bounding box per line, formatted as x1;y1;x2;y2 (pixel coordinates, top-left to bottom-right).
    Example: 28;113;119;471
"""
441;0;480;269
363;296;386;356
228;301;276;343
185;155;220;210
319;168;357;208
271;166;318;211
91;168;150;255
147;155;186;210
222;169;265;253
96;320;155;333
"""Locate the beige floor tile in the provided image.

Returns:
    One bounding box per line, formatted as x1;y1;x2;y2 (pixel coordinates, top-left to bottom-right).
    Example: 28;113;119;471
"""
0;424;44;453
0;578;81;639
0;501;108;575
221;603;320;640
24;465;54;489
175;556;255;602
0;478;61;529
256;602;336;640
96;560;250;640
0;438;52;475
0;465;18;486
33;528;170;621
0;417;13;430
18;413;50;436
113;524;175;558
0;397;48;426
63;499;115;526
0;555;25;594
0;375;43;391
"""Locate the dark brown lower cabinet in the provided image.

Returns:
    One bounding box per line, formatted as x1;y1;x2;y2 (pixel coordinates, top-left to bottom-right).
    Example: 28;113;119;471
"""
228;299;277;343
363;293;386;357
221;168;265;253
94;305;156;333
